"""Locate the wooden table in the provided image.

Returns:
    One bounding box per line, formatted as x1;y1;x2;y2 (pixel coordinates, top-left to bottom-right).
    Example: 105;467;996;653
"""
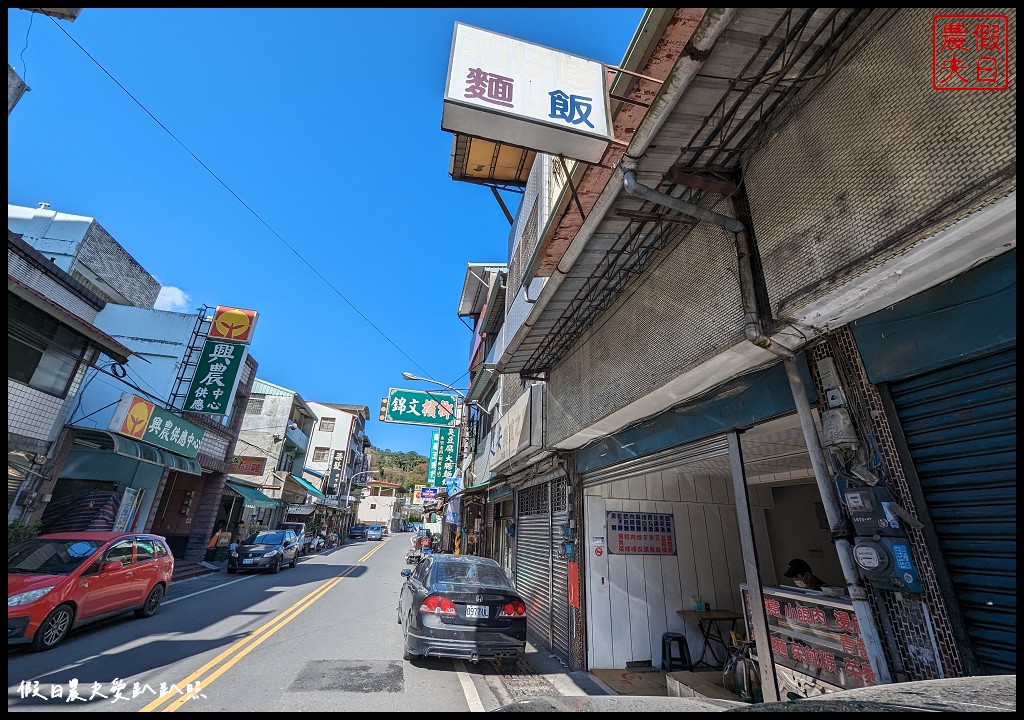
676;608;744;669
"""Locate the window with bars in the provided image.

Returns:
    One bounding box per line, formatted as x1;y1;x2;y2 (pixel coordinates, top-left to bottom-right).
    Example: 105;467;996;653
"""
518;482;549;516
552;476;568;513
312;446;330;463
246;394;265;414
319;417;336;432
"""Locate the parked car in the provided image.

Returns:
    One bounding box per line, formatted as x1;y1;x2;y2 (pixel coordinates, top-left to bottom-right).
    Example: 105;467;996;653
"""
397;554;527;664
8;531;174;652
380;524;389;537
348;524;368;541
277;522;312;555
227;529;299;574
366;524;384;541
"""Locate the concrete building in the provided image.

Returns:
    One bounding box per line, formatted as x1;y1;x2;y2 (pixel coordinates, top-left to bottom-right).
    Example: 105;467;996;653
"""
447;7;1016;696
7;230;132;521
9;202;258;562
234;379;318;531
357;478;404;533
303;402;371;537
9;203;161;308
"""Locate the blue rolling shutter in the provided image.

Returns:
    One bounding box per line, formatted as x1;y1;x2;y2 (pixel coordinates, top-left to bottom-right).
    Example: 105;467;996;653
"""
888;347;1016;674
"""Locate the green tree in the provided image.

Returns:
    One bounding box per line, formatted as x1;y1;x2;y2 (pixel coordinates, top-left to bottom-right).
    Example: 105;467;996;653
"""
369;446;428;493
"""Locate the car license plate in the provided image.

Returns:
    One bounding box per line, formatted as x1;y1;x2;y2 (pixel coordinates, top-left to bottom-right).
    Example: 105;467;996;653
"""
465;605;488;619
242;558;255;565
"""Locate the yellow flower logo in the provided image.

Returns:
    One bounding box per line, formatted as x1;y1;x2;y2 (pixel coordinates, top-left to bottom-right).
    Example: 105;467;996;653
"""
120;397;154;439
209;306;257;342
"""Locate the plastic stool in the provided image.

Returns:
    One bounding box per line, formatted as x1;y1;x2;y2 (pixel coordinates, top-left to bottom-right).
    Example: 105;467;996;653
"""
662;631;693;672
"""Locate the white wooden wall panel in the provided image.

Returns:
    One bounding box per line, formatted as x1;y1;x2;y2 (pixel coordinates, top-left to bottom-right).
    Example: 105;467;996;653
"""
585;489;613;668
606;499;632;667
645;471;666;502
624;499;654;664
695;474;714;504
585;471;768;669
662;469;682;502
627;474;646;500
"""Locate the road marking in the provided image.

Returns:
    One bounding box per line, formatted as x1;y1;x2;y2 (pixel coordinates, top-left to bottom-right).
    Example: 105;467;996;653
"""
140;566;355;712
163;575;251;604
453;659;485;712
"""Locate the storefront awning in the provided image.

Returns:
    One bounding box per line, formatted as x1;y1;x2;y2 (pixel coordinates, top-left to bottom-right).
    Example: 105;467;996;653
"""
225;481;278;509
291;474;326;500
463;480;490;495
71;427;201;475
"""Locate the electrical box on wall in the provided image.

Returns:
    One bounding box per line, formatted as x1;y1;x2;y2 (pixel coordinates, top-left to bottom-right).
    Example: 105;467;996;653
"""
845;486;903;537
821;407;859;447
853;536;924;593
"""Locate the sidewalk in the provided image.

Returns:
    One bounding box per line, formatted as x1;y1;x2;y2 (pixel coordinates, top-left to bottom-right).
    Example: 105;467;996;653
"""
521;638;610;698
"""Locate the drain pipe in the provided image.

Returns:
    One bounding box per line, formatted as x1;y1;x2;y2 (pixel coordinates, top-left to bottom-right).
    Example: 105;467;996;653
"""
620;163;893;684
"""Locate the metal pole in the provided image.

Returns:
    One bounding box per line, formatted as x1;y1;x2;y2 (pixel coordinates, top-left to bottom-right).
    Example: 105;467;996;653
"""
343;470;377;532
782;357;893;684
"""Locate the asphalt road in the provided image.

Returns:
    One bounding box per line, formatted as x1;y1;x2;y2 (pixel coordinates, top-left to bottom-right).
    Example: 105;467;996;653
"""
9;535;589;712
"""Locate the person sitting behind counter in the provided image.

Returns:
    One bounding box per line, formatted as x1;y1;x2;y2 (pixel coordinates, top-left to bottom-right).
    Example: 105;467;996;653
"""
783;557;828;591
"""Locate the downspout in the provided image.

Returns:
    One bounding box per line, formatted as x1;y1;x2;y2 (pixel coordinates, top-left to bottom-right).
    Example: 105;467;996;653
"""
620;165;894;685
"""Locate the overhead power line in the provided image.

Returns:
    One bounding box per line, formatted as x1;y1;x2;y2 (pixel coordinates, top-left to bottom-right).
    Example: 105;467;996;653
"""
45;15;434;380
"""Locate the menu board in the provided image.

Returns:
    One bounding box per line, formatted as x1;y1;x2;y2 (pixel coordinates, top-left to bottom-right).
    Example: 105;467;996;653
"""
605;511;676;555
741;585;876;691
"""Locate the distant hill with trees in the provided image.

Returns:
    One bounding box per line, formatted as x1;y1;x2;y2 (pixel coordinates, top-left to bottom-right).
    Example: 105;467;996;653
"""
368;447;428;493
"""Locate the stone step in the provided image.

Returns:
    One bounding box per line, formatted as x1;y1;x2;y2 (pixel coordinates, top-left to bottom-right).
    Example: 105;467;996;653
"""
171;560;220;582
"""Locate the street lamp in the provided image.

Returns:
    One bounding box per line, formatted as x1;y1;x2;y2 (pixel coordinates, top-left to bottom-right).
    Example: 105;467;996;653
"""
401;372;467;400
344;469;380;513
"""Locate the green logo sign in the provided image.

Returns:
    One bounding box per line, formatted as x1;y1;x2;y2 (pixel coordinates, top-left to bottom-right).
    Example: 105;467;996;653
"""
381;388;458;427
108;392;205;459
184;340;248;414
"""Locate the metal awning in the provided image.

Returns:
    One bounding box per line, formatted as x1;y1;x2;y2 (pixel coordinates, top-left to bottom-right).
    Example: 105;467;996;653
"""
291;474;326;499
462;480;490;495
71;427;201;475
11;276;135;364
225;481;278;509
466;363;496;405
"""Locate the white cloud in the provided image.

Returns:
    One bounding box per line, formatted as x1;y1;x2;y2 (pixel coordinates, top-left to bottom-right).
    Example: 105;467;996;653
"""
154;286;192;311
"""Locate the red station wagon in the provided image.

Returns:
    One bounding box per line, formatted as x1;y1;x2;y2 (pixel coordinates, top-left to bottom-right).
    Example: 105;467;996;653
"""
8;531;174;652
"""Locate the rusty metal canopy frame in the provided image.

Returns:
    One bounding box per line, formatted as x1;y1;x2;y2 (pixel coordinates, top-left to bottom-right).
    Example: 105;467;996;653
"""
448;133;536;189
514;7;879;378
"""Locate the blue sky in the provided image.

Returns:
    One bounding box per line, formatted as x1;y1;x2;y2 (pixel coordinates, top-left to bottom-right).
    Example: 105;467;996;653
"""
7;7;647;454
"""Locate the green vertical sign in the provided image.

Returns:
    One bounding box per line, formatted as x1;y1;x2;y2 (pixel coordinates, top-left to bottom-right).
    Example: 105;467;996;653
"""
184;339;248;414
435;427;460;485
426;430;440;485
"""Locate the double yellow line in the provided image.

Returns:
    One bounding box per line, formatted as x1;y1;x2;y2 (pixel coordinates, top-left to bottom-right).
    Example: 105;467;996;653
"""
141;542;388;712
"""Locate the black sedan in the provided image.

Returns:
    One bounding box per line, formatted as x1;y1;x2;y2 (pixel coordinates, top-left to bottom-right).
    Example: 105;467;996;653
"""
397;554;526;664
227;530;299;574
